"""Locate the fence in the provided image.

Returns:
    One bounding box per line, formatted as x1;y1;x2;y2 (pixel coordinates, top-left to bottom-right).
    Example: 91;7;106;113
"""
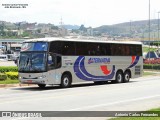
143;64;160;70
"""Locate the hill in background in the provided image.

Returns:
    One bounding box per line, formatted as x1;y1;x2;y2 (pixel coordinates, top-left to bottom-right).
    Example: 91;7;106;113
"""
61;25;80;30
94;19;159;38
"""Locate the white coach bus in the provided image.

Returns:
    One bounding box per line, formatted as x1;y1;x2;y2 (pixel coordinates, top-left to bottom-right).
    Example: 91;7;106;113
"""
18;38;143;88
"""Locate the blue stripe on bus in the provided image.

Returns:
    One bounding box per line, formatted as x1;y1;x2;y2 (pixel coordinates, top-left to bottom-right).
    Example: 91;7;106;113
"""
73;56;115;81
127;56;140;69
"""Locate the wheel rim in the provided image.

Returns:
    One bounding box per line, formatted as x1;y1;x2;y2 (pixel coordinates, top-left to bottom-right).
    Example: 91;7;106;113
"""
63;77;69;86
117;74;122;82
125;74;129;81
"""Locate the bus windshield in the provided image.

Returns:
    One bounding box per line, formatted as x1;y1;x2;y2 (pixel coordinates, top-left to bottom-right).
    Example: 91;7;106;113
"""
21;42;48;51
18;52;46;73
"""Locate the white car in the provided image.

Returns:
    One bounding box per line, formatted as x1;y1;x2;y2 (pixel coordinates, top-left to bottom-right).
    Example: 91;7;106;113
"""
0;55;8;61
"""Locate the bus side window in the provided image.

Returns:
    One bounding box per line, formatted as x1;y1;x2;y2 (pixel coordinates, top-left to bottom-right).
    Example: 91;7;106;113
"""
125;46;130;56
56;56;61;69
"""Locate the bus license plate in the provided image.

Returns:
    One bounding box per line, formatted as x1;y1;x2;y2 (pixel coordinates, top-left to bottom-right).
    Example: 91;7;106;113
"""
27;80;32;83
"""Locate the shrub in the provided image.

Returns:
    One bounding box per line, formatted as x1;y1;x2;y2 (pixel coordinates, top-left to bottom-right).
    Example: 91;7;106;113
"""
150;42;160;46
0;73;7;81
0;66;18;73
5;72;18;80
143;64;160;70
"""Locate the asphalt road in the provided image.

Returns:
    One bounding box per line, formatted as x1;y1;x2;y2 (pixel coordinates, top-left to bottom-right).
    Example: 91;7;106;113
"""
0;61;16;66
0;76;160;119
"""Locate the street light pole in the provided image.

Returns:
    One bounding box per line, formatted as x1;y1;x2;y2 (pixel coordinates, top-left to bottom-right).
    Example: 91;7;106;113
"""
158;11;160;53
130;20;132;38
148;0;151;60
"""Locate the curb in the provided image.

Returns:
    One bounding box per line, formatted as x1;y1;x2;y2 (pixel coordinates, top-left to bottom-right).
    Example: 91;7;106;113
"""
0;84;36;88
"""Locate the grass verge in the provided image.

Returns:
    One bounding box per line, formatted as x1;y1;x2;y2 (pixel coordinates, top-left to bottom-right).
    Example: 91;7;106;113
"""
143;71;157;76
0;79;19;84
143;47;157;53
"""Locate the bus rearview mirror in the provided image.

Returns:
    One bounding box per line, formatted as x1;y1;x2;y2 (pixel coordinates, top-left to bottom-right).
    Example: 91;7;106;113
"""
48;56;52;61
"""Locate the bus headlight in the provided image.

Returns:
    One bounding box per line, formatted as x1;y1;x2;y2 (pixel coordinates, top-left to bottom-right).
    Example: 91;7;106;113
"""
38;75;46;79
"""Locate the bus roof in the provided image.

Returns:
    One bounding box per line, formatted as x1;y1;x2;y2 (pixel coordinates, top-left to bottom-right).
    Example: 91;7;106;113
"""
24;37;142;45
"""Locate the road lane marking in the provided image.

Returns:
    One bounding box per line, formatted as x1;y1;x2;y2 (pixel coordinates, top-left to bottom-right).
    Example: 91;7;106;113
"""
67;94;160;111
0;75;160;105
1;77;160;99
0;82;160;105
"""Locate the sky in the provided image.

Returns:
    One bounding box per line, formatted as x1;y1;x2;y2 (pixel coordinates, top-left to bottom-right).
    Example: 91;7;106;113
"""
0;0;160;28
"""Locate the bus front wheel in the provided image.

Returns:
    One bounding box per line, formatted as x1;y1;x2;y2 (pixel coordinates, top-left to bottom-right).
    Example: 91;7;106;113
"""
115;71;123;83
61;74;71;88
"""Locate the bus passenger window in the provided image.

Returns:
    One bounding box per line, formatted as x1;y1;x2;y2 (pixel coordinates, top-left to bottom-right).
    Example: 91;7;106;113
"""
56;56;61;69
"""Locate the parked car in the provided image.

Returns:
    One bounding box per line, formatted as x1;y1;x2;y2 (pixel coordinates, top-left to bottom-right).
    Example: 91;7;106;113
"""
7;54;14;61
0;54;8;61
14;56;19;65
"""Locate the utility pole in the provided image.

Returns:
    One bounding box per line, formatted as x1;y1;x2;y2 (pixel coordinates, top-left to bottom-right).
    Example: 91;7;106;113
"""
59;17;64;37
59;17;63;28
148;0;151;61
130;20;132;38
158;11;160;53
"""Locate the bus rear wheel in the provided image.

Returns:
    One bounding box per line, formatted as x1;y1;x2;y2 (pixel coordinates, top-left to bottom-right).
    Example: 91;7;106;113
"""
38;84;46;88
115;71;123;83
123;71;130;83
61;74;72;88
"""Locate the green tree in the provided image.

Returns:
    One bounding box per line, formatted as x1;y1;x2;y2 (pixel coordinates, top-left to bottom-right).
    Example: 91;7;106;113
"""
22;31;30;37
51;25;59;30
79;24;87;32
37;29;41;33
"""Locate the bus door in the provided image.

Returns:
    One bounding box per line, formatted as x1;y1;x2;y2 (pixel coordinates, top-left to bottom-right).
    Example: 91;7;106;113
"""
54;55;62;84
47;53;62;84
47;54;56;84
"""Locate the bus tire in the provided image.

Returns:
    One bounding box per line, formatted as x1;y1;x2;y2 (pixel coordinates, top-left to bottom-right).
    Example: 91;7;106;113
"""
124;71;130;83
38;84;46;88
115;71;123;83
61;74;72;88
